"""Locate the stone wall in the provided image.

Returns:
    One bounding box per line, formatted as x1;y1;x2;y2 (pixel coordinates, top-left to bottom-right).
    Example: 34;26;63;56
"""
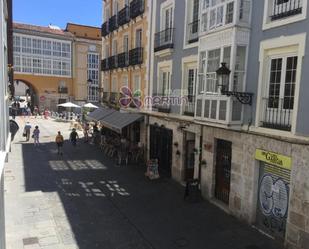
199;125;309;249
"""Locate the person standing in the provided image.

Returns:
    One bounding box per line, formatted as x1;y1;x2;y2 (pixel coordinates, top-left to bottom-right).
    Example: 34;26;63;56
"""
33;126;40;146
70;128;79;147
55;131;64;155
33;106;39;118
83;123;90;143
24;122;32;141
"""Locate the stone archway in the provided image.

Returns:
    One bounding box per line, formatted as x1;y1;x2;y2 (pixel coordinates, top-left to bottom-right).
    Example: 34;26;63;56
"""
14;79;39;110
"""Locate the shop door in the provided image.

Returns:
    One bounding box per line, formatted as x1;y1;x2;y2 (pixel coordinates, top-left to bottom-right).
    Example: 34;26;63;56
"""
215;139;232;204
185;140;195;181
150;125;173;177
256;162;290;240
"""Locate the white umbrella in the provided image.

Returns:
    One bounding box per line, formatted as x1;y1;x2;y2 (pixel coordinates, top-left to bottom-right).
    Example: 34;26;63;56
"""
83;103;99;109
57;102;81;108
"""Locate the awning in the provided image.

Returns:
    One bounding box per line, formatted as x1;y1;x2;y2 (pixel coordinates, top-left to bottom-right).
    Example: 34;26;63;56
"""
99;111;144;134
87;108;116;121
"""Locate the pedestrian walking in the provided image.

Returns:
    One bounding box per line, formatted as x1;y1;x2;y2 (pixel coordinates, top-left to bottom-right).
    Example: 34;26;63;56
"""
26;106;32;117
33;126;40;146
83;123;90;143
55;131;64;155
33;106;39;118
70;128;79;147
23;122;32;141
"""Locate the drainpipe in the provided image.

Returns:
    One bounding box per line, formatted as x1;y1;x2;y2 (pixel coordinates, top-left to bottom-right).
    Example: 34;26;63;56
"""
198;124;203;184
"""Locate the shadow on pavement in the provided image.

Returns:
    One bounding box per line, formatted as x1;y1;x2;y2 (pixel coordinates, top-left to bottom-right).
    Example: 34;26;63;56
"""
21;140;283;249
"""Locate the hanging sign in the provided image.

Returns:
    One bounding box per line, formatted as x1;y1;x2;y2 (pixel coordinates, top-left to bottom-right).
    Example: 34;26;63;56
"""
255;149;292;170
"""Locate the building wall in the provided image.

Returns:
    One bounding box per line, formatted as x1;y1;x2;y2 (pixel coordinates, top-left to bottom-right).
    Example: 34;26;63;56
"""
102;0;150;105
0;0;10;248
14;74;74;111
152;0;198;114
246;0;309;136
199;125;309;249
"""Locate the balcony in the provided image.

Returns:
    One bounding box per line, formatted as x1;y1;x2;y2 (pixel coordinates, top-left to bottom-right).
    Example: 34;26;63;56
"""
103;92;109;103
118;52;129;68
101;22;109;37
108;55;118;70
195;95;242;125
130;0;145;19
271;0;302;21
101;59;109;71
129;47;143;66
261;98;292;131
183;95;195;117
118;6;130;26
187;20;199;44
154;28;175;53
152;93;171;113
109;15;118;33
58;87;68;94
110;92;119;105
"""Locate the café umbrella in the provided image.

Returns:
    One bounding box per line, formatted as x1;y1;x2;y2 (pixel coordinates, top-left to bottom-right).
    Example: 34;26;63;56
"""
83;103;99;109
57;102;81;108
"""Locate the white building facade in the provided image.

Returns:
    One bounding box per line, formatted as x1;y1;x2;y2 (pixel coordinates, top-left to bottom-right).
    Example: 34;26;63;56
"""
0;0;11;248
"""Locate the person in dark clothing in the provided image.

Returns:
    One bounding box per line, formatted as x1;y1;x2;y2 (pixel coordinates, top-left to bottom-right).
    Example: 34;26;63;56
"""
69;128;79;146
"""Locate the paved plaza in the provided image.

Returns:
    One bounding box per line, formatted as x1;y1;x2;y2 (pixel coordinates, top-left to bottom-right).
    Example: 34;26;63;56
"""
4;117;283;249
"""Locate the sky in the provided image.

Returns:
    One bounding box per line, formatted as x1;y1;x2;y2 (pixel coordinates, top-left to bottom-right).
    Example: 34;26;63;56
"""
13;0;102;28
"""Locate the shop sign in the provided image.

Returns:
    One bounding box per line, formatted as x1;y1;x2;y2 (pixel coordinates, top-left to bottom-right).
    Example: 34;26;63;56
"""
255;149;292;170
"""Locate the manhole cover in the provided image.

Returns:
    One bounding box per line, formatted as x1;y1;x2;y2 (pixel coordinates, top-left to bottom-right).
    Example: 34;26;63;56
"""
245;246;260;249
174;237;189;247
23;237;39;246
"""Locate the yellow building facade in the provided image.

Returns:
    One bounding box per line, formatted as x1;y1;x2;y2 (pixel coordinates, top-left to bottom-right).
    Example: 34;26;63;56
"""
13;22;102;111
102;0;149;108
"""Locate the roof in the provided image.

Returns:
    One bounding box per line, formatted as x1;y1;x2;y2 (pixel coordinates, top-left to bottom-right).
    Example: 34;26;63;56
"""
66;23;101;41
13;22;74;38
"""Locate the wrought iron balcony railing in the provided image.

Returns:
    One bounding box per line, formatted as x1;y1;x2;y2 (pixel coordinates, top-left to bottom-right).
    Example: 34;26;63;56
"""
109;15;118;32
129;47;143;66
154;28;175;52
183;95;195;116
187;20;199;44
118;6;130;26
130;0;145;19
152;93;171;113
261;97;292;131
271;0;302;21
58;87;68;94
110;92;119;105
108;55;118;70
103;92;109;103
101;59;109;71
118;51;130;68
101;22;109;37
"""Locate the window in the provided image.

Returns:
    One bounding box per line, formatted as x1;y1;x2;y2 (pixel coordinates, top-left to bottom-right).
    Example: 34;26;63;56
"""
158;68;171;96
267;56;297;110
13;35;21;52
14;34;71;77
33;39;42;55
53;42;62;57
123;35;129;52
113;0;118;15
14;55;21;72
122;75;129;88
32;58;42;74
187;68;197;101
198;52;206;94
135;29;142;48
133;75;141;92
206;49;220;93
225;2;234;24
88;53;100;102
112;40;118;55
22;37;31;54
43;40;52;55
233;46;246;91
161;4;173;30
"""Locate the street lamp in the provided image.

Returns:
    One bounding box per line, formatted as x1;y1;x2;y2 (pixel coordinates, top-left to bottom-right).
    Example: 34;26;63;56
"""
216;62;231;93
216;62;253;105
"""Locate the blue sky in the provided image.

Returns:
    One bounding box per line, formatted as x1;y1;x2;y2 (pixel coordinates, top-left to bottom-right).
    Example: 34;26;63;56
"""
13;0;102;28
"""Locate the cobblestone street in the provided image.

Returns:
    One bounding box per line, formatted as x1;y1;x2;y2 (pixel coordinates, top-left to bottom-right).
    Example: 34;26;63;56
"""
4;117;283;249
